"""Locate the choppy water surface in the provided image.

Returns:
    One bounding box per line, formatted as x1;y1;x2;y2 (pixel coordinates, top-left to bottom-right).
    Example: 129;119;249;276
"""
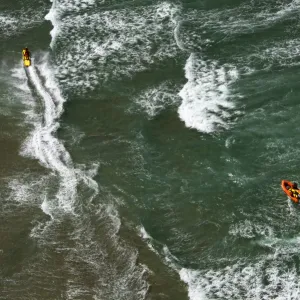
1;0;300;299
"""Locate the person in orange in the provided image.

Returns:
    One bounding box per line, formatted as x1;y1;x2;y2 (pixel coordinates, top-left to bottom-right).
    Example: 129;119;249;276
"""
288;182;300;198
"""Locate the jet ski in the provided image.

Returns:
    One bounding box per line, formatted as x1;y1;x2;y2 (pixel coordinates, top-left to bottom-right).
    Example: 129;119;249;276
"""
281;180;300;203
22;48;31;67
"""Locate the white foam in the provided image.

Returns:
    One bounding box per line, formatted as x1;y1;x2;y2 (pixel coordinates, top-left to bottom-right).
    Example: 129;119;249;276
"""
137;225;162;256
257;235;300;255
8;175;56;214
0;15;18;35
45;0;60;48
273;0;300;18
139;223;300;300
0;7;47;37
41;196;54;219
46;1;181;93
131;81;181;118
0;15;16;26
263;38;300;67
178;54;238;133
8;177;45;204
75;163;99;200
138;225;159;255
39;53;65;113
174;20;185;51
176;0;300;55
225;136;235;148
139;226;152;240
179;256;300;300
229;219;274;239
179;269;208;300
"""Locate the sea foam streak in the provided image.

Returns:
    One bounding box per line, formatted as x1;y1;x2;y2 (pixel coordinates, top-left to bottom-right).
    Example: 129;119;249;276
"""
20;61;77;214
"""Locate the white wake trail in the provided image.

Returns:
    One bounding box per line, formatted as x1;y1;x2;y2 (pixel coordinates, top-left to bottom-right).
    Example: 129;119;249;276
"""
22;63;78;214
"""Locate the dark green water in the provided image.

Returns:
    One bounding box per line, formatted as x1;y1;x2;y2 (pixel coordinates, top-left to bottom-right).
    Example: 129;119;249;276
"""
1;0;300;299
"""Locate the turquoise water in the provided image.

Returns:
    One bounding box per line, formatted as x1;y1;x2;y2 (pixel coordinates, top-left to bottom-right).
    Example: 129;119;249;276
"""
1;0;300;299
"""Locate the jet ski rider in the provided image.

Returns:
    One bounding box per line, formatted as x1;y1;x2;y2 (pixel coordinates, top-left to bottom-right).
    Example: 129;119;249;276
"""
23;47;30;59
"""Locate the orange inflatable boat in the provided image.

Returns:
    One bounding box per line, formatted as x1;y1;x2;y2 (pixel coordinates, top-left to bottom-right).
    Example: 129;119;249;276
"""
281;180;300;203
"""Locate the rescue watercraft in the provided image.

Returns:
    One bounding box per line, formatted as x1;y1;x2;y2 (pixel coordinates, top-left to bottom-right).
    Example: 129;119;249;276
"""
22;48;31;67
281;180;300;203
